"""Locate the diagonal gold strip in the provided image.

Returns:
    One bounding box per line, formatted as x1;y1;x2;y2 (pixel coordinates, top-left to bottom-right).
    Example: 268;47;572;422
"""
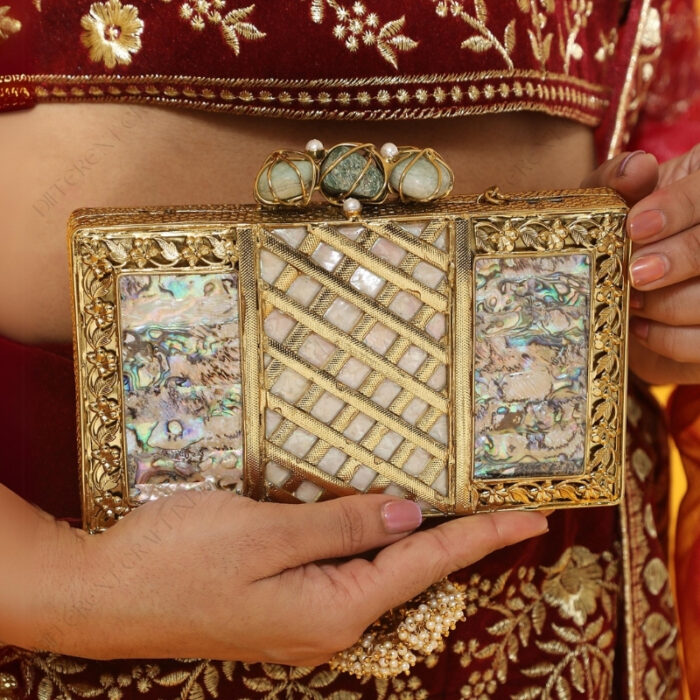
263;284;448;412
262;233;447;362
365;220;450;269
264;442;358;495
266;394;448;505
308;223;448;312
264;340;447;460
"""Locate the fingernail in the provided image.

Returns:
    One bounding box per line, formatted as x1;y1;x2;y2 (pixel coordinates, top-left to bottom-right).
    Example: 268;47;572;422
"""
629;289;644;309
617;150;646;177
631;317;650;339
629;209;665;241
630;254;667;287
382;500;423;534
539;509;555;517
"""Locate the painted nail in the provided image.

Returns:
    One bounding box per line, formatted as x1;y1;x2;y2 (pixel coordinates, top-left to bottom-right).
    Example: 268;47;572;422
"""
617;150;646;177
629;209;665;241
631;317;650;340
630;254;667;287
382;500;423;534
629;289;644;309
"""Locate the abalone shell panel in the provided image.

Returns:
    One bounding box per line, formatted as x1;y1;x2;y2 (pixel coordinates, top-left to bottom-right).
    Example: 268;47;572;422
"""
473;254;590;479
119;272;243;501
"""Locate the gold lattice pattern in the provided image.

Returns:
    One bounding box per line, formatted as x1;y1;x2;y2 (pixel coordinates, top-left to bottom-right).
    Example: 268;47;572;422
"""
258;218;452;509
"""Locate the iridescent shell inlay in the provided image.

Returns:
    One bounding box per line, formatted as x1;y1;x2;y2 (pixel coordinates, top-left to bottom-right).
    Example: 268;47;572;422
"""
119;272;243;501
473;254;591;479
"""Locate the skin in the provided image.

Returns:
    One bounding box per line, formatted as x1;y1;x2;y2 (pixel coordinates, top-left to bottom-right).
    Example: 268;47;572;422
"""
0;105;697;663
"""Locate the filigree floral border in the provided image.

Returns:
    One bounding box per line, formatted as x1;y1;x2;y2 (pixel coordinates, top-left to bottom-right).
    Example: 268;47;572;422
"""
469;209;629;510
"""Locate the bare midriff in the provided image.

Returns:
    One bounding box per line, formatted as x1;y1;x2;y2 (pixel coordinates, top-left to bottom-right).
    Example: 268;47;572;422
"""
0;103;596;344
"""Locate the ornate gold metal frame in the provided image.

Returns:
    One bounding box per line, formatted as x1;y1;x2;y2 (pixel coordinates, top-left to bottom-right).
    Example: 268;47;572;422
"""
69;188;629;533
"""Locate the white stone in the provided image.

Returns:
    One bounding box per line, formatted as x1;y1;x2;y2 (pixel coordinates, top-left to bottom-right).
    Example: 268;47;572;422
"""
295;480;323;502
364;322;397;355
372;379;402;408
389;155;453;200
310;392;346;424
389;290;422;320
344;413;375;441
256;160;316;203
397;345;427;375
336;357;372;388
298;333;335;367
402;447;431;476
350;266;385;297
350;465;377;490
283;427;317;458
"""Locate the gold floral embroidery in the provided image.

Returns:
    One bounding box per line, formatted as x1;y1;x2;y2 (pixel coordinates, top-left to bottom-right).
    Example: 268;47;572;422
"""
431;0;516;70
452;546;619;698
541;545;617;626
0;6;21;43
175;1;266;56
516;0;555;72
308;1;418;69
559;0;593;72
80;0;144;69
594;26;618;63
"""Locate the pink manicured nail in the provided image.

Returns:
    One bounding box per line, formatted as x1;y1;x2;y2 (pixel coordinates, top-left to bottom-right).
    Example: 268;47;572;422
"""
629;210;665;240
382;500;422;533
617;150;646;177
631;318;650;340
629;289;644;309
630;255;667;286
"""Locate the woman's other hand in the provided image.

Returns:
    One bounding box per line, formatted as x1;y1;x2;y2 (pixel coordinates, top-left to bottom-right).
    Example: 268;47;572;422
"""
582;145;700;384
28;490;548;666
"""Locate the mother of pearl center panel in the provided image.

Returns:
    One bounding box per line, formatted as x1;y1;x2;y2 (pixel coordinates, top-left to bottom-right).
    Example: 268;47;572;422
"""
119;272;243;502
473;253;591;480
260;221;450;507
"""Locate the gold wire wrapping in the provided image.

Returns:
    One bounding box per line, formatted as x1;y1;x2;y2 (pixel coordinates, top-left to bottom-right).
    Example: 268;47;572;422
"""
254;142;458;209
319;142;389;205
329;578;467;679
254;150;319;207
388;147;455;203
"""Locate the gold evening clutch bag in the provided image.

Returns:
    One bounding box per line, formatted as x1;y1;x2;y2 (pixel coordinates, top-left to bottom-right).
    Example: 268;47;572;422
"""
69;142;630;536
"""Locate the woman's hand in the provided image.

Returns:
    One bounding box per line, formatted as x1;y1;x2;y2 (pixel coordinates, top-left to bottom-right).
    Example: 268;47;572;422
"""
34;490;547;666
582;145;700;384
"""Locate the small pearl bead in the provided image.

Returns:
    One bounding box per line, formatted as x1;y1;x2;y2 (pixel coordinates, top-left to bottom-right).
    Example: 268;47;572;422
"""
305;138;325;157
380;142;399;161
342;196;362;219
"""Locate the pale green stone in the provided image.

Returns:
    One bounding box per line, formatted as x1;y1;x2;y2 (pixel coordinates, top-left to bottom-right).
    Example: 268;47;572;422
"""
389;155;454;201
256;159;315;203
320;145;385;200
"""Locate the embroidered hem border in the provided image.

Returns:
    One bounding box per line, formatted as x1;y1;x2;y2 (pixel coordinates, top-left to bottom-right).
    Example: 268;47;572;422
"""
1;71;609;123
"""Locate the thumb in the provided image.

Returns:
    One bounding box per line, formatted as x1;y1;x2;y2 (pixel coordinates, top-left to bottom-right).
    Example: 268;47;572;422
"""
252;495;424;573
333;510;549;624
581;150;659;205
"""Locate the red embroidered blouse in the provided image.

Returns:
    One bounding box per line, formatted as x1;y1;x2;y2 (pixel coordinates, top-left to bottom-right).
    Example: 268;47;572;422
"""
0;0;694;160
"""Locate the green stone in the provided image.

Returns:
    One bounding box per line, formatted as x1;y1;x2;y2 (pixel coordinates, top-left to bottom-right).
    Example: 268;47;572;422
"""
389;154;454;201
256;159;315;203
320;145;386;200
